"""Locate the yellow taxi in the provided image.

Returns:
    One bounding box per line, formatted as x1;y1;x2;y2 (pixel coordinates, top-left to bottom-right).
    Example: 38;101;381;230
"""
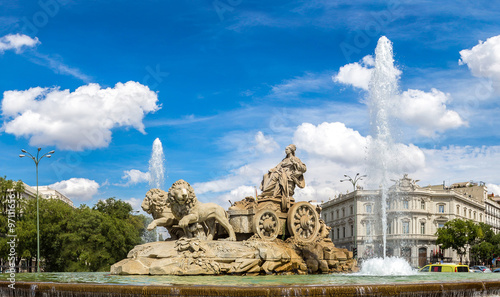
418;263;469;272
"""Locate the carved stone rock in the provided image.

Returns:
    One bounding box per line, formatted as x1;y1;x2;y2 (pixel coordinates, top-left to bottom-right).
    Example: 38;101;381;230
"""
111;237;357;275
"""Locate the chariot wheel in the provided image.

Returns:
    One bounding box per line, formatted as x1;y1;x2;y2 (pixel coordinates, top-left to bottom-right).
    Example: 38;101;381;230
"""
254;209;280;241
287;201;320;243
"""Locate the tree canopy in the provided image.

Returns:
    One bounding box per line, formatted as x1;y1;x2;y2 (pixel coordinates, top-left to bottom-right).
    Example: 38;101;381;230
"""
1;177;149;272
436;218;500;265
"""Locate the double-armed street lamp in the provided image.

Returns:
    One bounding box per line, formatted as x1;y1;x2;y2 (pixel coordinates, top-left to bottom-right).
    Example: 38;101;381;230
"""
19;148;55;273
340;173;367;192
340;173;366;259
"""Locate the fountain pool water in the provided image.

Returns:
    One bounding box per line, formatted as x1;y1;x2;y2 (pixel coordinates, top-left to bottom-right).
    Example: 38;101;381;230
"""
4;272;500;296
358;257;417;276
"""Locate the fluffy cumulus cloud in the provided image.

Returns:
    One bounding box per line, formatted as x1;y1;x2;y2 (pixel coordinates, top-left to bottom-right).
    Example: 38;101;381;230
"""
333;55;374;90
119;169;150;186
193;164;263;196
294;122;369;165
333;58;466;136
294;122;425;176
417;146;500;187
1;81;160;150
0;34;39;53
218;185;256;207
254;131;279;153
487;184;500;196
49;178;100;202
398;89;467;137
459;35;500;93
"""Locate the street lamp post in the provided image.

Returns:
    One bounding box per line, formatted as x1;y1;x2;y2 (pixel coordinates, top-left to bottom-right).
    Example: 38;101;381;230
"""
19;148;54;273
340;173;367;192
340;173;366;260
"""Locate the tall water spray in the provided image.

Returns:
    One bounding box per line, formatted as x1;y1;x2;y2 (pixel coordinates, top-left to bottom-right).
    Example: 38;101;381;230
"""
368;36;400;258
149;138;165;190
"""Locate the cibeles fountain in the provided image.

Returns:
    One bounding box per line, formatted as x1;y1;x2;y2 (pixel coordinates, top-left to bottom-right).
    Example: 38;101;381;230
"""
110;143;358;276
6;36;500;296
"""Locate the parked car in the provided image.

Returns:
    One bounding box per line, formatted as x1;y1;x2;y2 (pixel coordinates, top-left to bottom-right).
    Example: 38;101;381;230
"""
419;263;469;273
471;265;492;273
493;268;500;273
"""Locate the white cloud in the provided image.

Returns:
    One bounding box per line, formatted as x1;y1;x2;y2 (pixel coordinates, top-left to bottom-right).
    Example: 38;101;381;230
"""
459;35;500;94
294;122;368;165
219;185;256;207
123;197;145;212
118;169;150;186
49;178;100;202
0;34;90;82
333;55;373;90
198;122;425;205
193;164;263;196
398;88;467;137
254;131;279;153
0;34;39;53
333;56;466;136
487;184;500;196
1;81;160;150
30;52;92;83
416;146;500;187
270;72;333;99
294;122;425;181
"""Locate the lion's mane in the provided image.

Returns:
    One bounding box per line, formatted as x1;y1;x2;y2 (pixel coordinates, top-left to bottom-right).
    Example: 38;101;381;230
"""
167;179;197;219
144;188;169;217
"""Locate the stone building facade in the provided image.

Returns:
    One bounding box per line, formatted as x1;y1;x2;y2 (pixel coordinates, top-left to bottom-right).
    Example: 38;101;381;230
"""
321;175;490;267
485;194;500;234
6;183;74;208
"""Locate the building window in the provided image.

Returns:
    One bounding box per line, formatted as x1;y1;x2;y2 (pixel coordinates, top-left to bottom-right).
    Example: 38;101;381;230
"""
456;205;460;214
366;204;372;213
387;221;392;235
343;227;346;238
366;223;372;236
336;210;339;219
469;210;472;218
342;208;345;217
421;222;425;234
403;200;409;209
337;228;340;239
464;208;467;216
402;221;410;234
438;223;445;229
438;204;445;213
421;200;425;210
474;212;477;220
350;206;353;215
351;224;354;237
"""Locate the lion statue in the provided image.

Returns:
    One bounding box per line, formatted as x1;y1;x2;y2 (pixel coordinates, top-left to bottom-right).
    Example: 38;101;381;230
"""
141;188;184;240
167;179;236;241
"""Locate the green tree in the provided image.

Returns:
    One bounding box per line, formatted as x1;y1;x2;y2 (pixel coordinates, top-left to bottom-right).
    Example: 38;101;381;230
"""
2;190;148;272
435;219;472;262
0;176;27;272
471;223;498;265
471;241;495;265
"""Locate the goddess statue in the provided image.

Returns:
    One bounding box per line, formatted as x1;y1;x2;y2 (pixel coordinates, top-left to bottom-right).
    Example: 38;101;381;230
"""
259;144;306;202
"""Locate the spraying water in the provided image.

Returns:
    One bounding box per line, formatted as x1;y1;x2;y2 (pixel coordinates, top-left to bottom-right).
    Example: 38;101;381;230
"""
149;138;165;190
357;257;417;276
367;36;401;258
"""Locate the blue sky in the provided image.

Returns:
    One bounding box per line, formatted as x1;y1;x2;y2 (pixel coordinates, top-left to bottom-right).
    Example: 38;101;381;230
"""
1;0;500;210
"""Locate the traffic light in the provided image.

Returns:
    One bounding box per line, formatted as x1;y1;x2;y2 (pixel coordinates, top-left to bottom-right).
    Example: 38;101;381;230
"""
353;247;357;258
